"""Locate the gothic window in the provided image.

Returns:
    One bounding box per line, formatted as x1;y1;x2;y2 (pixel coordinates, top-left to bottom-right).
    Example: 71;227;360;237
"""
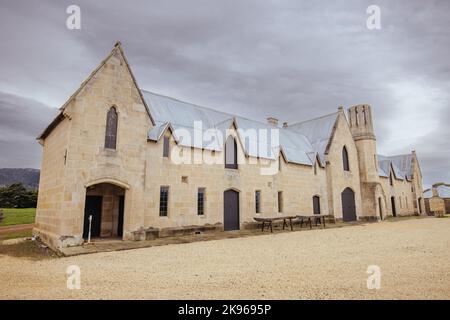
105;107;118;149
225;136;238;169
390;172;394;186
342;146;350;171
163;136;170;158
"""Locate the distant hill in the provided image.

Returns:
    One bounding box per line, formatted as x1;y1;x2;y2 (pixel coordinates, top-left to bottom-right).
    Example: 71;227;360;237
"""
0;168;40;189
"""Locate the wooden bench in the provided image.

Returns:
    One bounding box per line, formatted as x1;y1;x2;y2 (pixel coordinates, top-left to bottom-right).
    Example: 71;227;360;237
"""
297;214;331;229
253;216;296;233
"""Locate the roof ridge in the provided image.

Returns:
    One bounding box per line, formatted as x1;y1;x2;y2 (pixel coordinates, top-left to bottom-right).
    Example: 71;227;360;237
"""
142;89;272;127
288;111;339;127
386;153;412;158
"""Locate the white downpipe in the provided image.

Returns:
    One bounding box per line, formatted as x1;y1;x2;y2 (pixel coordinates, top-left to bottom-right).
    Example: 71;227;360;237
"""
88;215;92;244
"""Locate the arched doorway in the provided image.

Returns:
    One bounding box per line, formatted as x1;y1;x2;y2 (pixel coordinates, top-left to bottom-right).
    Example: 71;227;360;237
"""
341;187;357;222
391;196;397;217
83;182;126;240
224;189;240;231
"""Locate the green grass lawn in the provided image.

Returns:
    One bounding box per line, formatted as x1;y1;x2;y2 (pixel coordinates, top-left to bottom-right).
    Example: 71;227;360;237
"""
0;208;36;227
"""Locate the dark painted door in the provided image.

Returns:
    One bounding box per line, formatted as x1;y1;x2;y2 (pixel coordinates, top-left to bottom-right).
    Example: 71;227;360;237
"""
224;190;239;231
117;195;125;237
313;196;321;215
341;188;357;222
391;197;397;217
83;196;102;239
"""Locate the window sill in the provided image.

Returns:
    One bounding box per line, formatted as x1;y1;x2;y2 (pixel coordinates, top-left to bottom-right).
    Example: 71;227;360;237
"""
225;168;240;176
101;148;118;158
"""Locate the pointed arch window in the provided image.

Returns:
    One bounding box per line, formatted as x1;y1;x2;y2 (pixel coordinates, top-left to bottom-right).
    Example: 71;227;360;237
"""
342;146;350;171
225;136;238;169
105;107;118;149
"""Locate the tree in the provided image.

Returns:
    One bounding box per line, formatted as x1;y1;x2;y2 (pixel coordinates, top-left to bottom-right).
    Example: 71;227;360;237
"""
0;183;38;208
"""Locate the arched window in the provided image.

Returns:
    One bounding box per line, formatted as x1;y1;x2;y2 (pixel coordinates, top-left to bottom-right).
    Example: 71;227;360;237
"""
313;195;321;215
225;136;238;169
342;146;350;171
105;107;118;149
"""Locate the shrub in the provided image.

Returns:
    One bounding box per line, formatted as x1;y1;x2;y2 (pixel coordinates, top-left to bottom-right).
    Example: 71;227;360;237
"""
0;183;38;208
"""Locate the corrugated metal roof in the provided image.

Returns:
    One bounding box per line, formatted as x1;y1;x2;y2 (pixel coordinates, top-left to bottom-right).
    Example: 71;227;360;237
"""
284;112;339;164
377;159;391;178
377;154;414;180
388;154;413;179
143;90;319;165
148;122;170;141
279;129;315;165
424;185;450;198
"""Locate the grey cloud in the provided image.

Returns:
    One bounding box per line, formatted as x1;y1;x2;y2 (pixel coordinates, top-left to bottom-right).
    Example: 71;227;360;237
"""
0;92;56;168
0;0;449;186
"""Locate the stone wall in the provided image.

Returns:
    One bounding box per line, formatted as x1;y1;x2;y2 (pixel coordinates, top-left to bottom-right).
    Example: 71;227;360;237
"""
325;111;363;220
34;44;425;250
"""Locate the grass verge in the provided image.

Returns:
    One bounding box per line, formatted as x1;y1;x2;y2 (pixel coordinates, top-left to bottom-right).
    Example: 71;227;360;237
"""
0;208;36;226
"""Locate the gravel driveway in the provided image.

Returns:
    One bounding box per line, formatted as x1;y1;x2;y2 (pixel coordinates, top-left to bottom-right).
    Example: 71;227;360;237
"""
1;217;449;299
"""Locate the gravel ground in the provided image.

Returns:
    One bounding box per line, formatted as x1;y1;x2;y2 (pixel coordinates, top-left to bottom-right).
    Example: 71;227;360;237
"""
1;217;449;299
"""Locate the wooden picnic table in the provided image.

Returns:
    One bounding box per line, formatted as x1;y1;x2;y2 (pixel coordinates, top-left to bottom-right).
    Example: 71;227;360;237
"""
254;214;332;233
253;216;296;233
296;214;330;229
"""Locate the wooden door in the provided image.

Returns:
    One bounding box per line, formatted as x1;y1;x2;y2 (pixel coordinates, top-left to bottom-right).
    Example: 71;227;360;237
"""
83;196;102;239
341;188;356;222
224;190;239;231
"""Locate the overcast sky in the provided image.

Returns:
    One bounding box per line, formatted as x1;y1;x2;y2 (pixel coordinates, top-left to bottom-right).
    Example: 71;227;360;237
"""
0;0;449;188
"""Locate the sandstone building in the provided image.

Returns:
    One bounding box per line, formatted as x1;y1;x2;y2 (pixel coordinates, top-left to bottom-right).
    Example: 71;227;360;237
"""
34;43;425;250
424;183;450;215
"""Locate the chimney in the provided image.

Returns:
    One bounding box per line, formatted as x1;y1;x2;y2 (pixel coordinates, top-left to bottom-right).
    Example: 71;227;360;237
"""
432;186;439;197
267;117;278;127
282;122;288;128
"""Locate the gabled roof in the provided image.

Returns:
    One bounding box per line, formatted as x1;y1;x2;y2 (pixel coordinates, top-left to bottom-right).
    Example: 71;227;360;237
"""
37;42;154;141
35;43;358;169
424;184;450;198
283;112;340;164
388;154;414;179
143;90;321;166
377;154;414;180
148;122;175;142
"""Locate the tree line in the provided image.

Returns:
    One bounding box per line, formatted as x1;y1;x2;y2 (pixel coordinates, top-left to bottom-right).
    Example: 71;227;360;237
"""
0;183;38;208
